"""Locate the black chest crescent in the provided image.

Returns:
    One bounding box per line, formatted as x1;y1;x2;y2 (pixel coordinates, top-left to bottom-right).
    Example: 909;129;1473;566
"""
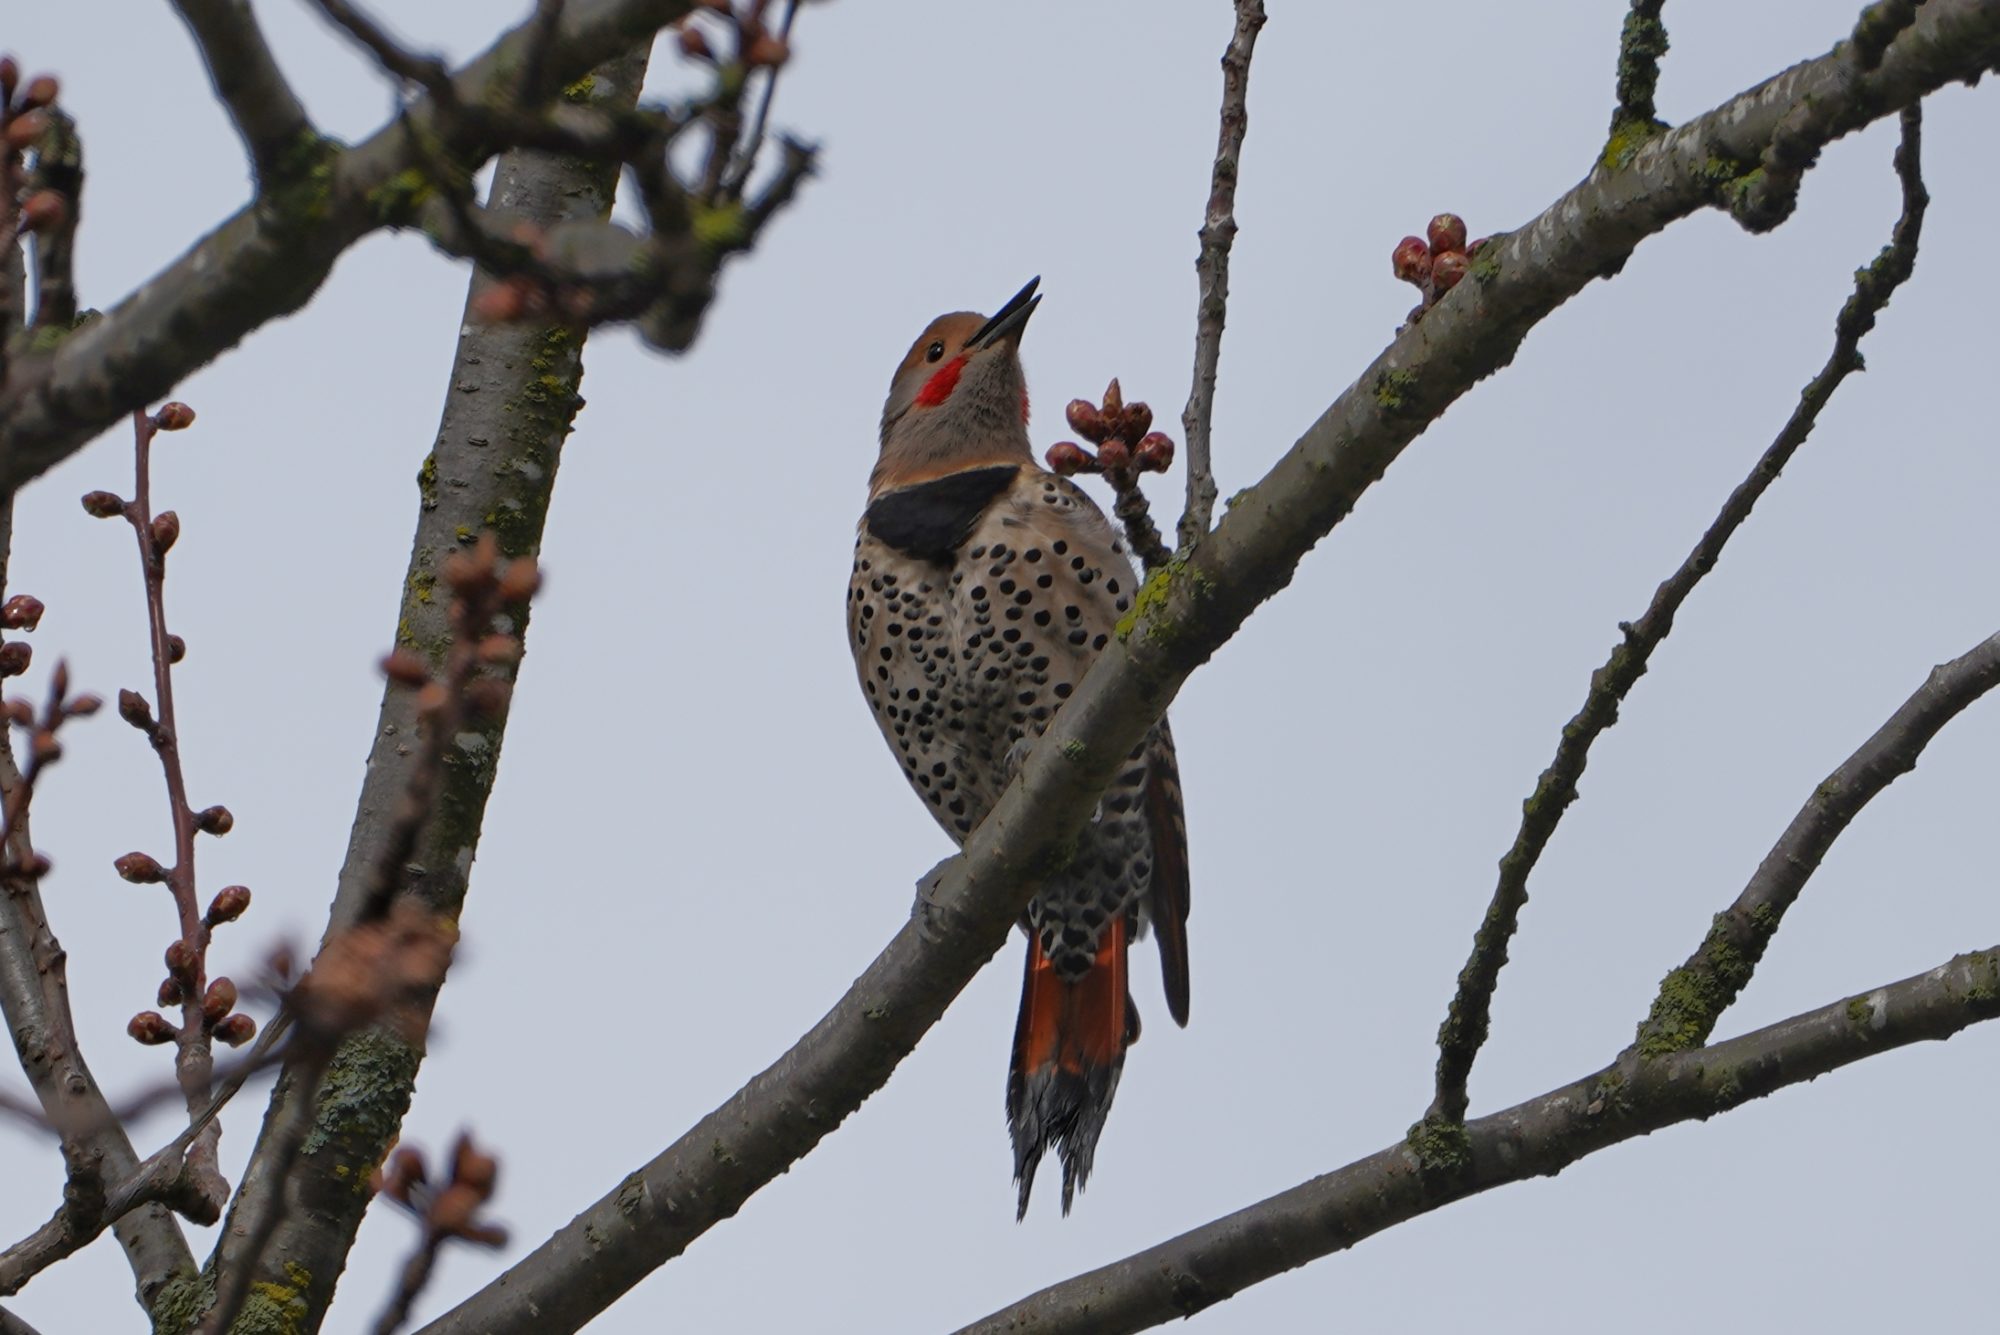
864;465;1020;560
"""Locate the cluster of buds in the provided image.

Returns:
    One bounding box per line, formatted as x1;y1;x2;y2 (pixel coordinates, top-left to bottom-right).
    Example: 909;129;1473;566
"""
676;0;790;69
376;1132;509;1248
1391;213;1491;321
289;900;458;1044
0;655;99;878
128;879;257;1048
1;57;63;238
1046;380;1176;487
379;534;537;725
0;594;45;681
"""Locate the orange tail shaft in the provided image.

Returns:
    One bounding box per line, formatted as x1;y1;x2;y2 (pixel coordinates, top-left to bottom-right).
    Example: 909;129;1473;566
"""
1007;918;1138;1218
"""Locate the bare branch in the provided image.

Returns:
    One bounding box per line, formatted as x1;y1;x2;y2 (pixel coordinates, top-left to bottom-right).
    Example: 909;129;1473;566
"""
23;108;81;331
168;0;315;184
0;1304;45;1335
1176;0;1263;549
0;0;707;489
955;947;2000;1334
413;12;1997;1332
1612;1;1670;132
1426;105;1929;1126
306;0;457;101
719;0;799;200
1632;631;1999;1057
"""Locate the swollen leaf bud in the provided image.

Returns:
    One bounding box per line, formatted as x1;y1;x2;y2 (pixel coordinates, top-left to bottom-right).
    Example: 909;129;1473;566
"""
119;688;155;730
1045;441;1093;476
1095;440;1131;474
29;731;59;765
213;1013;256;1046
0;642;30;677
64;694;101;718
452;1136;500;1193
206;884;251;924
195;805;234;836
128;1012;176;1045
21;75;58;110
1101;378;1124;414
3;595;47;631
1119;402;1153;442
18;191;65;234
463;677;513;720
202;977;238;1024
158;976;184;1008
381;648;431;687
1431;250;1469;295
1;698;29;726
1392;236;1431;286
475;634;521;665
81;490;125;518
3;109;47;151
1134;433;1176;472
118;849;168;882
1426;212;1468;255
167;635;187;663
496;559;542;603
164;938;196;976
743;33;790;67
1064;399;1108;443
153;402;197;431
150;511;181;554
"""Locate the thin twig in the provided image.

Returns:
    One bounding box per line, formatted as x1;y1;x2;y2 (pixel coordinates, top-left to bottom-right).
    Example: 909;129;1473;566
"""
308;0;457;102
117;408;229;1218
1612;1;1670;132
719;0;797;201
1176;0;1263;550
1425;105;1928;1125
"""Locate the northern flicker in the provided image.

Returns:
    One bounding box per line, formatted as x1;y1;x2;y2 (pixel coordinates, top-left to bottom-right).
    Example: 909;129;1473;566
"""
849;278;1191;1217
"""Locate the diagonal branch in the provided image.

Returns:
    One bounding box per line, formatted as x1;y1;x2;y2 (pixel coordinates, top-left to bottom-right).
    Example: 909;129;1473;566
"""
1425;104;1928;1127
1176;0;1263;550
1631;628;2000;1058
955;946;2000;1334
167;0;315;185
0;0;705;490
414;8;1996;1333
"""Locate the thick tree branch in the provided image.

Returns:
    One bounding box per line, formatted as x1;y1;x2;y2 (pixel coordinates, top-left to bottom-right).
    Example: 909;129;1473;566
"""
1176;0;1263;549
956;947;2000;1334
1631;628;2000;1058
413;9;1996;1334
0;0;702;490
1425;106;1928;1126
190;52;650;1335
168;0;314;184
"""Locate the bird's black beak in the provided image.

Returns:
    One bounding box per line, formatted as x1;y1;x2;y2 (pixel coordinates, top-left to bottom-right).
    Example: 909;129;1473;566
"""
967;276;1041;350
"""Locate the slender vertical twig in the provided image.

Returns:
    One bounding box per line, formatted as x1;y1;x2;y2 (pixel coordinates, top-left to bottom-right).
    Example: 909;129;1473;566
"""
1176;0;1263;550
1424;107;1928;1126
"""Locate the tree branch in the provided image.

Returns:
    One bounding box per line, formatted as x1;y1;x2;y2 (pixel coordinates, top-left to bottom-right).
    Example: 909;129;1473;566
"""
955;947;2000;1334
168;0;315;184
0;0;704;490
1631;629;2000;1058
1425;104;1928;1126
197;51;650;1335
413;9;1995;1333
0;255;193;1315
1612;0;1670;132
1176;0;1263;550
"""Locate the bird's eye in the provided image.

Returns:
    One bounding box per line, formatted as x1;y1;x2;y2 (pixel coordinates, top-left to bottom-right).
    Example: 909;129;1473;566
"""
925;341;946;363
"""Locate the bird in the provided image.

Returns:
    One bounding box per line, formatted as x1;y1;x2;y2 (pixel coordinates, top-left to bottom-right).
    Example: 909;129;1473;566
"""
848;278;1191;1218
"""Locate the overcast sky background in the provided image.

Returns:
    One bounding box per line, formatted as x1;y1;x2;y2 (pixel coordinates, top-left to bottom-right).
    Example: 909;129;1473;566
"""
3;3;1996;1332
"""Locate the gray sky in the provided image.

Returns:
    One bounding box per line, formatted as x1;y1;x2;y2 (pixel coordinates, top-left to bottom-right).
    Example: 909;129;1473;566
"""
4;2;1996;1331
